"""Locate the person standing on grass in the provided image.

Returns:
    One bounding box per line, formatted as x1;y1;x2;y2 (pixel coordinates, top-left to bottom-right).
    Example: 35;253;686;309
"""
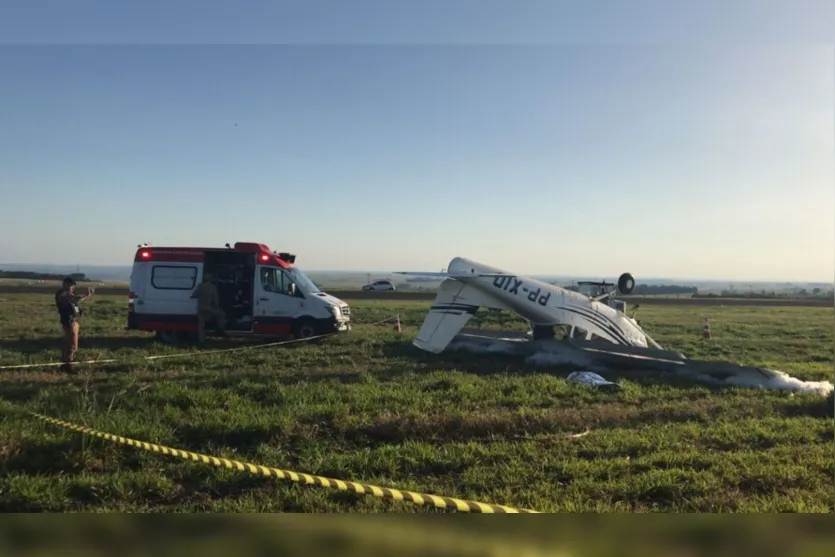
54;277;95;374
190;271;227;342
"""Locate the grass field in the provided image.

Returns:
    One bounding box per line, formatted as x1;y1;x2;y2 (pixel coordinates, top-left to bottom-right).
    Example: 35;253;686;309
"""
0;292;832;512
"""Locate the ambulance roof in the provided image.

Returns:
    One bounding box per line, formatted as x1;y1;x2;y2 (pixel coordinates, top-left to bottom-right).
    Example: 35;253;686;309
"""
133;242;295;268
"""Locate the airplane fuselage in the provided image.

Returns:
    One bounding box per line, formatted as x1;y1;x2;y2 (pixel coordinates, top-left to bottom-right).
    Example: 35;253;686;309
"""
446;257;652;347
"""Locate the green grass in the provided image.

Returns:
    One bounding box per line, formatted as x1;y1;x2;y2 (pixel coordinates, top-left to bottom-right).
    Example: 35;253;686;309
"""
0;293;832;512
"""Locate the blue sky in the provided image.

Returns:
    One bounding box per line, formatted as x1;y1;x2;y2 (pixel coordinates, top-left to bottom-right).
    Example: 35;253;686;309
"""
0;2;833;281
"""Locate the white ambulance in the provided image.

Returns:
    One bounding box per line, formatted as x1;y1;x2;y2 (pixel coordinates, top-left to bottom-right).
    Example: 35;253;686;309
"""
127;242;351;342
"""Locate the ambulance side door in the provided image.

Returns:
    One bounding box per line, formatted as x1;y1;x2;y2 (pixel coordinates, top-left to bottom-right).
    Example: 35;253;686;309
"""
254;265;303;320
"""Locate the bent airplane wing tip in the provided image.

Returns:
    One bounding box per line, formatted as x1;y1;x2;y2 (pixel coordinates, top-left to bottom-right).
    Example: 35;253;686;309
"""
412;339;445;354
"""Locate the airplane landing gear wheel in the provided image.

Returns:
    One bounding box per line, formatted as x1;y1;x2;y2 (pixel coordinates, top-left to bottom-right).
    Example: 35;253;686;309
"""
617;272;635;294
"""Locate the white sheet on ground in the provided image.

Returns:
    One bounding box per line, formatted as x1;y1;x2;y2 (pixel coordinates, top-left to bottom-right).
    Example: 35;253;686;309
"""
566;371;620;389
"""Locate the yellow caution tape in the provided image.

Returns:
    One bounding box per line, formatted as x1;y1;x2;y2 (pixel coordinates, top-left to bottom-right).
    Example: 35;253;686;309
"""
29;411;540;513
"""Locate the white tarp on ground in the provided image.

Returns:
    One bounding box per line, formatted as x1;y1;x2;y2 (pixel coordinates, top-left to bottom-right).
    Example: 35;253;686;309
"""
566;371;621;390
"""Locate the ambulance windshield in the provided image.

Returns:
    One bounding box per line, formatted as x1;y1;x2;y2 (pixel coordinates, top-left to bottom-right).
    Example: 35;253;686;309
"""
285;267;320;295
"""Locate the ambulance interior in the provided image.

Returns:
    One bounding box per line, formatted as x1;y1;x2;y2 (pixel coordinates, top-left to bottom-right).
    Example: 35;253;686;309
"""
203;250;256;331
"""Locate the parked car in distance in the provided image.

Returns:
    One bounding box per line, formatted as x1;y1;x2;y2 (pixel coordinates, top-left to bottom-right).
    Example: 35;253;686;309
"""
362;279;396;292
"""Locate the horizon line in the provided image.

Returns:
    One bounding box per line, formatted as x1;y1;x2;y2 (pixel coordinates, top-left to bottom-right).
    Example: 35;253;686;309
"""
0;262;831;285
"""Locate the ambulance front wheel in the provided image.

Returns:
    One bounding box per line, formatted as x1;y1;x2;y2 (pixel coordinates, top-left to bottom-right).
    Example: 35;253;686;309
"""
293;318;318;339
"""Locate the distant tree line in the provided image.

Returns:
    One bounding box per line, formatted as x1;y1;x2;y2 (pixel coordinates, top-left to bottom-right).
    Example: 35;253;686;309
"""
694;288;835;301
565;282;834;300
399;278;834;300
0;270;93;282
630;284;698;295
563;283;698;296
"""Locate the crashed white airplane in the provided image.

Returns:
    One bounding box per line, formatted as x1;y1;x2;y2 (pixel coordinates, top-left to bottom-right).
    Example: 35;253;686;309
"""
395;257;663;354
395;257;835;397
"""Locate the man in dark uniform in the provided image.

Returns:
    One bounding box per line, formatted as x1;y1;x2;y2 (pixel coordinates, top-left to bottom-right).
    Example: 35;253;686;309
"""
190;272;227;342
54;278;95;373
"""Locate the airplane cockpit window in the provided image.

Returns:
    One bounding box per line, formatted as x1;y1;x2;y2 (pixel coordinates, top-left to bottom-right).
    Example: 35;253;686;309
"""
571;326;589;339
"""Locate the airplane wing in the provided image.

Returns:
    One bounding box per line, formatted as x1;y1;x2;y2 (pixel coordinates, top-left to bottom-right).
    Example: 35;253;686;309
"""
393;271;512;279
412;278;511;353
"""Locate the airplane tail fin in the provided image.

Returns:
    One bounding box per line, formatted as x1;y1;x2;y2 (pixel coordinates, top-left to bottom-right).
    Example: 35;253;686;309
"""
412;278;511;353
